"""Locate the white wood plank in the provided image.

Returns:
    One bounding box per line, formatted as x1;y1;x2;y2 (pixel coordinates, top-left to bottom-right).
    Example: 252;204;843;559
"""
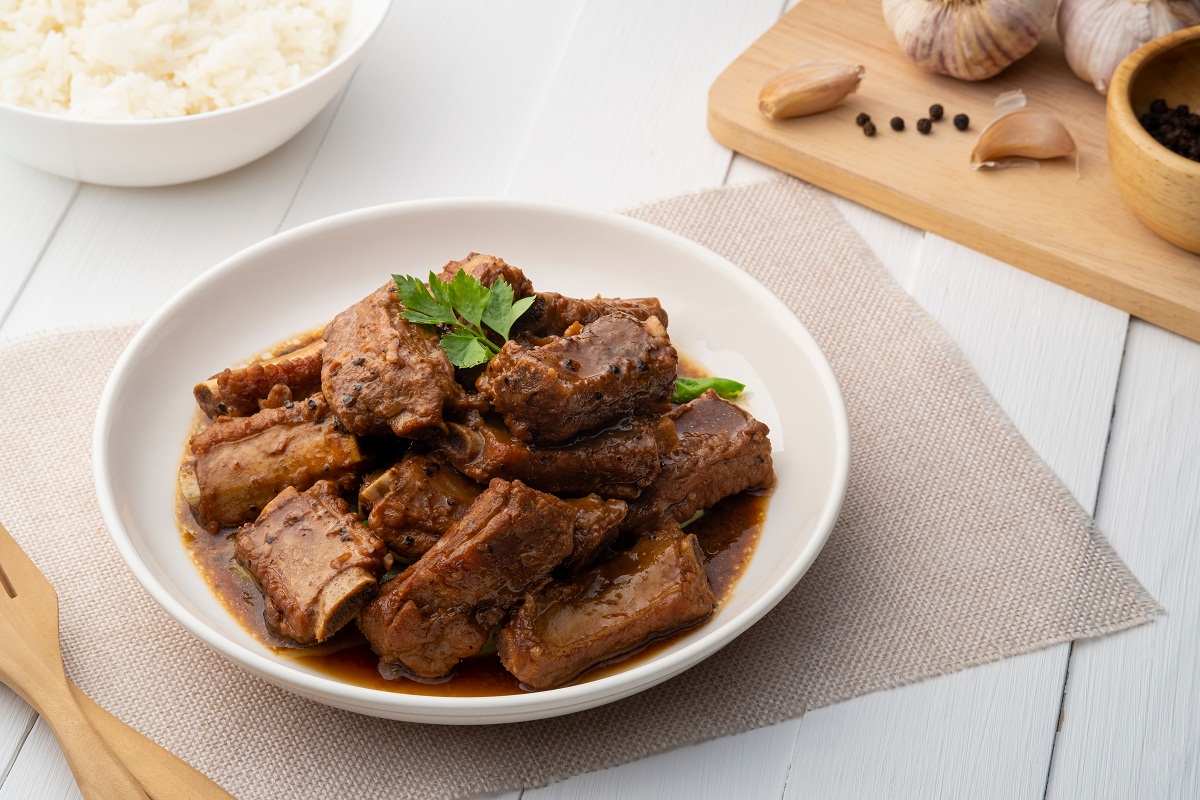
0;96;344;338
1045;320;1200;800
783;237;1128;799
0;688;35;788
523;720;800;800
0;719;80;800
0;161;77;323
504;0;781;210
283;0;588;228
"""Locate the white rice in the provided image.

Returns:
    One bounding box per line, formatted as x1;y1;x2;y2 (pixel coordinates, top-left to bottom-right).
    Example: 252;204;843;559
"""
0;0;348;119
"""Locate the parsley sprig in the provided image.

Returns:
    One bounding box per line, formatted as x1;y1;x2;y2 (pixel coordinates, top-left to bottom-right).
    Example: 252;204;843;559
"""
392;271;535;368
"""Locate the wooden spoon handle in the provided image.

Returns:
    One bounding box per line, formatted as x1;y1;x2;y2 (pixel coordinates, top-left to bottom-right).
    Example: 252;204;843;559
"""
71;683;237;800
33;683;151;800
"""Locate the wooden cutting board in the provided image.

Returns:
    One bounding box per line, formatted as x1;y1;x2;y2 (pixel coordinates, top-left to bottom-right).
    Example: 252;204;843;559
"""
708;0;1200;343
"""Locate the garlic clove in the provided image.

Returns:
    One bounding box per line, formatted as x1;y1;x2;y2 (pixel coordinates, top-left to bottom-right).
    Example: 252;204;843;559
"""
970;109;1079;169
1057;0;1200;95
883;0;1059;81
758;61;865;120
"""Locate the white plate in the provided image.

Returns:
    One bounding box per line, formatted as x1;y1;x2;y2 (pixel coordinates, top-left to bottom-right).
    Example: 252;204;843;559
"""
93;197;850;724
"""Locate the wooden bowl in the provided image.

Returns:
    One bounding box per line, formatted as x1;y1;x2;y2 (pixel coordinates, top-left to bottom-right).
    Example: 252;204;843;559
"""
1107;26;1200;255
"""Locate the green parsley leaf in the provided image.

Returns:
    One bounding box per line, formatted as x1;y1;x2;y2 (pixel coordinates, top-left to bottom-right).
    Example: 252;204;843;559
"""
482;279;537;341
440;330;492;368
672;376;746;404
392;274;457;326
447;268;490;328
391;271;533;369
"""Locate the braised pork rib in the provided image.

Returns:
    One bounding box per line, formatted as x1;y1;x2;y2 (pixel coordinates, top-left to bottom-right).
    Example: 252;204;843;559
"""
322;282;468;438
358;478;576;678
497;526;715;691
435;409;676;500
234;481;388;644
478;313;677;444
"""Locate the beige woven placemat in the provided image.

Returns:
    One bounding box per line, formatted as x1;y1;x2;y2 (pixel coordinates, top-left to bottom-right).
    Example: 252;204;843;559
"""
0;178;1157;800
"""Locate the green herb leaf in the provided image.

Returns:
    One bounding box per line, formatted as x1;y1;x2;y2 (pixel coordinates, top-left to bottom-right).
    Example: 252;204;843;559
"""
392;274;457;326
482;280;537;341
440;330;492;368
447;268;490;328
672;376;746;404
392;270;534;369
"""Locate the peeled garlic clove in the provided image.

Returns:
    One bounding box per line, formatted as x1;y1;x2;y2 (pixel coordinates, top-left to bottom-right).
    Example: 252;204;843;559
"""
758;61;864;120
970;109;1079;169
883;0;1059;81
1058;0;1200;95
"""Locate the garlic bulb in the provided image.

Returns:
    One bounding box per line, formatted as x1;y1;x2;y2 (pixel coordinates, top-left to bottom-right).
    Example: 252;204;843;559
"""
883;0;1060;80
1058;0;1200;94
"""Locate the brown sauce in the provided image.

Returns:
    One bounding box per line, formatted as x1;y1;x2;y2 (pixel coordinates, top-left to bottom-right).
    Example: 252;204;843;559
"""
177;344;768;695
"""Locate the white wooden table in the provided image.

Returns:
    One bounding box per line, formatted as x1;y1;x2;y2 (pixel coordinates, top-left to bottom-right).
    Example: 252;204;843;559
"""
2;2;1197;798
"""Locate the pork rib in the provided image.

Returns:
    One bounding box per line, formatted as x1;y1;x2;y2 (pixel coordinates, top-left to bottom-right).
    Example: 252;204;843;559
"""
358;478;575;678
622;390;774;534
322;282;467;438
497;526;714;690
182;393;365;529
435;410;675;500
477;313;677;444
193;337;325;419
235;481;387;645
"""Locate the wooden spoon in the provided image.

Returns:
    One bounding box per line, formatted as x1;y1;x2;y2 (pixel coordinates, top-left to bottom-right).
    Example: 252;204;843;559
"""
72;682;237;799
0;523;234;799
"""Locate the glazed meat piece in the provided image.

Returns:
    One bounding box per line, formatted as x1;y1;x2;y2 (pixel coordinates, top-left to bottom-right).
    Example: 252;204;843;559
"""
561;495;627;575
497;526;715;690
193;337;325;420
435;410;676;499
321;282;467;438
235;481;388;645
358;452;482;561
622;390;774;534
518;293;668;339
180;394;365;529
477;313;677;444
358;478;575;678
435;252;534;299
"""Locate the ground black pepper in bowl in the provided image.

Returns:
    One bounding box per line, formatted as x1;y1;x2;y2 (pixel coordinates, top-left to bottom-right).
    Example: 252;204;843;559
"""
1139;99;1200;163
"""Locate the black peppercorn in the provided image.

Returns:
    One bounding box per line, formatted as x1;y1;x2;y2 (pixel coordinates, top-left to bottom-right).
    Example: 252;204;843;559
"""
863;121;876;137
953;113;970;131
929;104;944;121
856;112;871;127
1139;98;1200;163
917;118;932;134
890;116;904;131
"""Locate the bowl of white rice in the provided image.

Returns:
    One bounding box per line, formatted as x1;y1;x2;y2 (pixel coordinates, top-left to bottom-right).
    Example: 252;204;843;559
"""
0;0;391;186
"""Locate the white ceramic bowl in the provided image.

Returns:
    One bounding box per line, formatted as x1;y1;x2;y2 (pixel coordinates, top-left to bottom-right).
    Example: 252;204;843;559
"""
93;198;851;724
0;0;391;187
